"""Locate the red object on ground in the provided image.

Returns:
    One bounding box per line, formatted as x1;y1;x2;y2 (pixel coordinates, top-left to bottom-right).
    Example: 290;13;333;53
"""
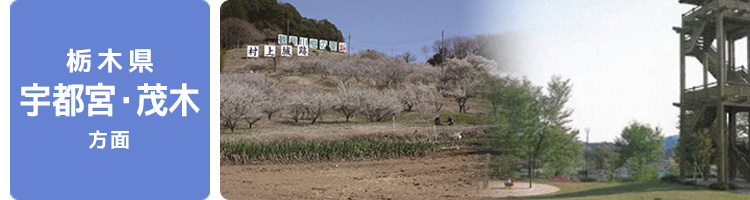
549;177;572;182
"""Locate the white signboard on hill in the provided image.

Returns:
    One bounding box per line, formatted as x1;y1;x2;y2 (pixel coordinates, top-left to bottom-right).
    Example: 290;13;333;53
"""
280;45;293;57
310;39;318;49
277;35;287;45
269;34;346;57
319;40;328;50
264;45;275;57
247;45;259;58
329;41;338;52
297;45;308;57
339;43;347;53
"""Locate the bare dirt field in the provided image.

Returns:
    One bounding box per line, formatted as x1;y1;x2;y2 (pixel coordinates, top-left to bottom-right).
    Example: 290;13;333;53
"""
221;148;495;200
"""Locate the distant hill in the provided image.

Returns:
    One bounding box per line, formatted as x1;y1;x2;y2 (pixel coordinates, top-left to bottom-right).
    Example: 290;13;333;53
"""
221;0;344;41
586;134;677;161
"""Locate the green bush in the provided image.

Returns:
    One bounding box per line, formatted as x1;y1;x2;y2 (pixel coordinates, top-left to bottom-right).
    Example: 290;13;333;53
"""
633;165;660;182
660;174;680;183
709;182;738;190
220;48;226;72
580;177;598;182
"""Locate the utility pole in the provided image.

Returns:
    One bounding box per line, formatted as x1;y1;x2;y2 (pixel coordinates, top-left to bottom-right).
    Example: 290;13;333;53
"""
441;30;445;58
585;128;590;180
528;143;533;189
348;33;351;57
286;20;289;36
441;30;445;75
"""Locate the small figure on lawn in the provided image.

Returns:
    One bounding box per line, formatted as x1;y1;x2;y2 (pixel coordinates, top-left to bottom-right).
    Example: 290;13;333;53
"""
505;177;515;188
447;115;455;126
434;115;442;126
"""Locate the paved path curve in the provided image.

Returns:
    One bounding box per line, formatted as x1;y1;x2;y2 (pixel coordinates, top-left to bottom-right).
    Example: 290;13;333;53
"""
476;181;560;198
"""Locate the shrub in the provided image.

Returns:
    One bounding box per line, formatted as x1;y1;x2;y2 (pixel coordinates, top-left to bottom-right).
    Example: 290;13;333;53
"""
709;182;738;190
660;174;680;183
580;177;598;182
633;165;660;182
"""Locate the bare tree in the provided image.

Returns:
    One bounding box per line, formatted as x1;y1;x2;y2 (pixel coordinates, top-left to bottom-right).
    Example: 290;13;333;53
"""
407;64;441;85
376;59;410;88
220;78;265;132
359;89;402;122
430;89;444;112
399;84;432;112
465;54;501;77
288;90;337;125
335;84;366;122
261;90;286;120
220;81;246;133
421;45;431;62
224;73;286;120
432;36;478;59
398;51;417;64
220;18;263;49
438;58;485;113
241;89;265;129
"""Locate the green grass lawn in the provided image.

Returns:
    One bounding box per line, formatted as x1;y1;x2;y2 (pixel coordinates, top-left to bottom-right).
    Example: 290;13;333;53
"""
511;181;749;200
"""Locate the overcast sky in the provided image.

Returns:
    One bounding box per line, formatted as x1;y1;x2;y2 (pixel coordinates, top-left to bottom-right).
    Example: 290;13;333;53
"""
503;0;742;142
284;0;736;142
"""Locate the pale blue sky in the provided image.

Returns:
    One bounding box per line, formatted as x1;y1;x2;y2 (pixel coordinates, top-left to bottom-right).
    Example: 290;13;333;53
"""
283;0;511;62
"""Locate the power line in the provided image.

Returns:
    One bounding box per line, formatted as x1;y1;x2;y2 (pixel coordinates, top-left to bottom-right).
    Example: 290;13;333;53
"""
353;32;440;46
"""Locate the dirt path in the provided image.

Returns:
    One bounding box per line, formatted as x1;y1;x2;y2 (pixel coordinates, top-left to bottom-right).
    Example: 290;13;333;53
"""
221;151;489;199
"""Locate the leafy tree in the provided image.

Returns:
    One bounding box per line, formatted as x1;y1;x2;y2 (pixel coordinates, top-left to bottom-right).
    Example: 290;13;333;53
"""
588;144;618;179
541;127;582;177
691;128;713;180
426;48;445;66
615;122;665;172
542;76;573;129
221;0;344;41
633;165;660;182
487;75;582;180
490;77;544;179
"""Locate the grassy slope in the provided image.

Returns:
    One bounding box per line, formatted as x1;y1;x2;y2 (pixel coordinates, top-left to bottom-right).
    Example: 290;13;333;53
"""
509;181;749;200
